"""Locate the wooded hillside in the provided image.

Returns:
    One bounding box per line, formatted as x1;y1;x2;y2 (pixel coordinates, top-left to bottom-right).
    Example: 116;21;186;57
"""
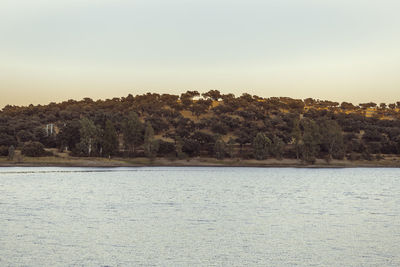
1;90;400;164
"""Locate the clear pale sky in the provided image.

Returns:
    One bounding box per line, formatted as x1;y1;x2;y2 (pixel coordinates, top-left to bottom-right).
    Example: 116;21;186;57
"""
1;0;399;108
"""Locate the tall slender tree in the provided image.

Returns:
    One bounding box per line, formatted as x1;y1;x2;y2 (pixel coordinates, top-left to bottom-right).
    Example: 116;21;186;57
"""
300;119;321;164
271;135;285;160
227;137;235;158
78;117;100;156
319;119;344;161
214;137;226;159
122;112;143;154
144;122;159;159
102;120;118;157
253;132;271;160
291;117;302;160
8;145;15;160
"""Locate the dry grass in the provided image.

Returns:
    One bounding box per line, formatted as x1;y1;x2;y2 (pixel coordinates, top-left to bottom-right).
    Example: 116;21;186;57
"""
1;155;400;168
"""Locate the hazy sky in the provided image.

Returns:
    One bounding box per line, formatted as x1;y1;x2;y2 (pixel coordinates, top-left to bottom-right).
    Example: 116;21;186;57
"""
1;0;400;108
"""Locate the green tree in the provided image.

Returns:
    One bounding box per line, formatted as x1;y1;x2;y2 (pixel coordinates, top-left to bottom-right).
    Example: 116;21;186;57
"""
144;122;159;159
319;119;344;161
122;112;143;154
102;120;118;157
227;137;235;158
175;136;186;159
0;133;16;147
361;144;372;160
57;120;81;152
180;90;200;109
78;117;100;156
271;135;285;160
253;132;271;160
190;99;212;117
214;137;226;159
0;146;8;157
202;90;222;101
8;145;15;160
291;118;302;160
16;130;34;143
300;119;321;164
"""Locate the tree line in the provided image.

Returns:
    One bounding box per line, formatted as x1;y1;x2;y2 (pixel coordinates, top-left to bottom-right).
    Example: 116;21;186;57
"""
1;90;400;163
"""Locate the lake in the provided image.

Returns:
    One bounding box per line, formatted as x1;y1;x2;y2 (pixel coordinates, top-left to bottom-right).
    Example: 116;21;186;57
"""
0;167;399;266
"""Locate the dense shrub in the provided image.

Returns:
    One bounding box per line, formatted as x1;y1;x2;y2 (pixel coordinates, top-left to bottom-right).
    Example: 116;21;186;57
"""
157;140;175;156
0;133;16;146
21;142;52;157
0;145;8;156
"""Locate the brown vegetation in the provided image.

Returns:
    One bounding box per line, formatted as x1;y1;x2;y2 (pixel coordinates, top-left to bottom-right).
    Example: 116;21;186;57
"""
1;90;400;166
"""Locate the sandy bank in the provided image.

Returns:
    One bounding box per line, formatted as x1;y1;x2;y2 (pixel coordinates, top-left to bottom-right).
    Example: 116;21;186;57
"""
1;156;400;168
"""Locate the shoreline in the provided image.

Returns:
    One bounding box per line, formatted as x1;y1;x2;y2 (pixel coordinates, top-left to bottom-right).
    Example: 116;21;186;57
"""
1;156;400;168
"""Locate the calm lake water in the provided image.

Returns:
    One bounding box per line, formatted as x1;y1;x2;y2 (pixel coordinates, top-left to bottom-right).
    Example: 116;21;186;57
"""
0;167;399;266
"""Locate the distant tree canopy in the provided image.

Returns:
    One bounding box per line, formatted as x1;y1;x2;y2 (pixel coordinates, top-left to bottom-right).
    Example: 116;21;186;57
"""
1;91;400;162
